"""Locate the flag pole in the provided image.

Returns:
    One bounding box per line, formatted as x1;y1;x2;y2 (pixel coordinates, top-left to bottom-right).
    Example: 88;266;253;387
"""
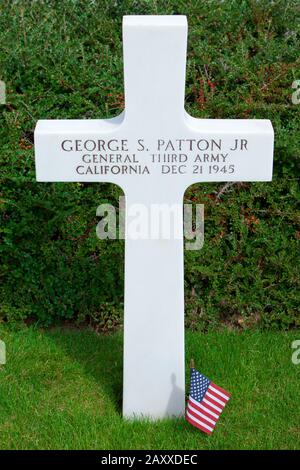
190;358;195;369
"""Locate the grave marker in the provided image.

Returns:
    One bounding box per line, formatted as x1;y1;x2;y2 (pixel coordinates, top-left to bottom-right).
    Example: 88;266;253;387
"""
35;15;274;419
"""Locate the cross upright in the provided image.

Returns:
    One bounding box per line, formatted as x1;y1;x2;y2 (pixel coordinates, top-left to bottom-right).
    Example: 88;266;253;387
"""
35;15;274;419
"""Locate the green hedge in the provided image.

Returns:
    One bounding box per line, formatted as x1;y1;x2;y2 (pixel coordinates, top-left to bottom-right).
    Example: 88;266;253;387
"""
0;0;299;330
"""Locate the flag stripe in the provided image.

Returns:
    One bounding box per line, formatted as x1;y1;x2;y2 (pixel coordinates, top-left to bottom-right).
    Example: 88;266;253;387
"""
210;383;231;399
186;411;213;434
187;406;216;430
186;414;212;435
189;400;219;423
203;397;223;413
208;386;229;402
187;402;216;426
206;390;226;406
189;396;219;420
202;397;222;415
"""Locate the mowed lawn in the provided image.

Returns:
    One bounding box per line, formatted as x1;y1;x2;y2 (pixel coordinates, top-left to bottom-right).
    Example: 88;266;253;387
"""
0;326;299;450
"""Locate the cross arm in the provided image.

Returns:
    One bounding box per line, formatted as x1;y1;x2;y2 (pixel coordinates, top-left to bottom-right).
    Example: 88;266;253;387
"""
34;113;126;185
178;114;274;190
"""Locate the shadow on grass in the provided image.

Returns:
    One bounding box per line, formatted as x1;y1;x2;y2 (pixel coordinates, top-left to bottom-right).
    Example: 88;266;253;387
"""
43;328;188;423
44;327;123;414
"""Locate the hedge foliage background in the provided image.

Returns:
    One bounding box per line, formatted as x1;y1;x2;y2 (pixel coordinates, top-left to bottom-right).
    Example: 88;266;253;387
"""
0;0;299;330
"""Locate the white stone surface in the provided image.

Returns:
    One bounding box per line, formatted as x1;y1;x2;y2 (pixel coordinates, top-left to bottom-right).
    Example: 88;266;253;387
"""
35;15;274;419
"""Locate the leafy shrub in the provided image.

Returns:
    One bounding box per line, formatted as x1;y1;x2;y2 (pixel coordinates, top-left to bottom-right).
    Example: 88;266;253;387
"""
0;0;299;330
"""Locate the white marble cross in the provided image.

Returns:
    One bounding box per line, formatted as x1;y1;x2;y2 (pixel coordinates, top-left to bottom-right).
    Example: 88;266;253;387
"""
35;15;274;419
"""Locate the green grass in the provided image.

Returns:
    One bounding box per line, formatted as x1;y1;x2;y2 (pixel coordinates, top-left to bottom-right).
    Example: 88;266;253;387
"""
0;326;299;450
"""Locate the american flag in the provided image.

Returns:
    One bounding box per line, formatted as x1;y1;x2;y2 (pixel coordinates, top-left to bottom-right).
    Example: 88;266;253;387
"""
186;367;230;435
